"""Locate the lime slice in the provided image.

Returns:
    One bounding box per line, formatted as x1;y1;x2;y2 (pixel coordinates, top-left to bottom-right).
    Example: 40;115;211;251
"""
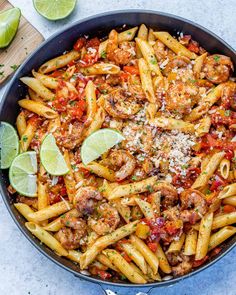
81;128;125;165
0;7;21;49
0;122;19;169
33;0;76;21
40;133;69;175
9;151;37;197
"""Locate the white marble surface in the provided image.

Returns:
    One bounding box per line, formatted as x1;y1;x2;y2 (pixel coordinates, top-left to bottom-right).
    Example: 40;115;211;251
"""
0;0;236;294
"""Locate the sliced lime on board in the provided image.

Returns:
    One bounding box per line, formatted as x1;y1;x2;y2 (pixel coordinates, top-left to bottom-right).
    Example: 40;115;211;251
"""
0;7;21;48
81;128;125;165
33;0;76;21
0;122;19;169
40;133;69;175
9;151;37;197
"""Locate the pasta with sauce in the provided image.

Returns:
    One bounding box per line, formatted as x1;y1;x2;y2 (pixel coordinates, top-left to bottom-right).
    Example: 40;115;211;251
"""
8;24;236;284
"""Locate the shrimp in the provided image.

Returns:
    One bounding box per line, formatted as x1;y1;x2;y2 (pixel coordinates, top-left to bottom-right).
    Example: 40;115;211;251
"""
103;88;141;119
221;81;236;110
108;149;136;181
165;81;199;115
179;189;208;224
54;120;84;149
88;203;120;235
163;56;191;76
154;181;178;209
203;54;234;84
107;30;135;65
153;40;175;62
127;75;146;101
74;186;103;216
55;224;87;250
172;254;193;277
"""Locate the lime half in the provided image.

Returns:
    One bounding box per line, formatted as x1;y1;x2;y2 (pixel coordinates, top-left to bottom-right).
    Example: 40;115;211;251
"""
40;133;69;175
0;122;19;169
33;0;76;21
81;128;125;165
9;151;37;197
0;7;21;48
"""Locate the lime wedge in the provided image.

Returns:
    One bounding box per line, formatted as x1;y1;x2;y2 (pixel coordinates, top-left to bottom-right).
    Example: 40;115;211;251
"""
81;128;125;165
40;133;69;175
0;122;19;169
33;0;76;21
0;7;21;49
9;151;37;197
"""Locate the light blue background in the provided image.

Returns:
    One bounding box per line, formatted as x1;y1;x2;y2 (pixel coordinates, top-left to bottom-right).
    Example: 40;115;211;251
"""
0;1;235;294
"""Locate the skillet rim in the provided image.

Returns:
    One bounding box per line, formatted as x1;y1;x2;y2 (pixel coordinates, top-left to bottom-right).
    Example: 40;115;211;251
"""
0;9;236;288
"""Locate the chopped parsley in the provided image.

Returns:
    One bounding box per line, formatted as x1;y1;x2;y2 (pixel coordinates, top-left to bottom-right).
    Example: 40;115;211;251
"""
0;64;4;68
146;184;154;193
22;135;28;142
150;56;157;65
71;164;77;170
131;175;137;181
205;189;211;195
225;110;231;117
69;100;77;106
214;55;220;62
101;51;107;59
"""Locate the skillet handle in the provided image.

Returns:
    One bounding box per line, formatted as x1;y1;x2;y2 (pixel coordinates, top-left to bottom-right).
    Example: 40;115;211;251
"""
97;282;154;295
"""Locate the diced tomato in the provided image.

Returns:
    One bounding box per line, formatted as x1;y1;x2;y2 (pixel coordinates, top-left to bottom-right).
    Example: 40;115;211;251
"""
172;167;201;189
225;149;234;160
210;247;222;257
147;242;158;253
210;174;227;191
223;205;236;213
49;193;61;205
28;115;40;126
60;186;67;197
86;37;100;48
121;251;132;263
211;109;236;126
120;72;130;81
68;60;76;67
123;65;139;75
50;70;64;78
179;35;191;45
200;134;236;152
73;37;86;51
68;99;86;120
187;41;199;53
193;255;209;268
97;270;112;280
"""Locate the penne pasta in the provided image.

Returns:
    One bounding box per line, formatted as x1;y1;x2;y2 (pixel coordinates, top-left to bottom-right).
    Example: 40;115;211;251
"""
192;152;225;189
218;183;236;199
20;116;39;152
121;242;148;274
193;53;208;78
16;111;27;137
138;58;156;104
97;253;119;272
63;150;76;203
83;107;105;137
108;176;158;200
136;24;148;58
103;249;146;284
130;235;159;274
219;159;230;180
184;229;198;256
167;233;186;253
84;80;97;125
195;116;211;137
112;199;131;223
150;116;195;133
14;203;35;221
136;38;162;77
20;77;55;101
80;221;138;269
155;243;172;274
81;63;120;75
28;201;73;222
154;31;197;59
184;83;225;122
208;226;236;251
25;222;68;256
18;99;58;119
134;197;155;219
67;250;82;263
79;162;116;182
39;50;80;73
212;212;236;230
43;217;63;232
223;196;236;207
195;212;213;260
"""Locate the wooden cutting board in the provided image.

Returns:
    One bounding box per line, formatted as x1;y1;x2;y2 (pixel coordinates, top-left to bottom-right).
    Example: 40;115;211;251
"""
0;0;44;85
